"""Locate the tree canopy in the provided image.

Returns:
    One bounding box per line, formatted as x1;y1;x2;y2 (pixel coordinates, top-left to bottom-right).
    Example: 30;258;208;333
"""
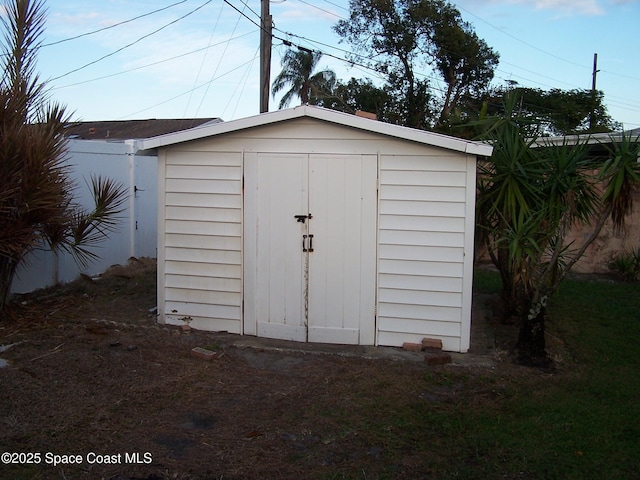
334;0;498;129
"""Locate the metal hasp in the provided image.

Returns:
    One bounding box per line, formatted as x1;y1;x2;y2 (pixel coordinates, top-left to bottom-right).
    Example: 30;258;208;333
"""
294;213;312;223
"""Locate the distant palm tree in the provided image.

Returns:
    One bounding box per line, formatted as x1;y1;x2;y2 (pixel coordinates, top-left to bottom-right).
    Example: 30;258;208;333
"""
271;49;336;109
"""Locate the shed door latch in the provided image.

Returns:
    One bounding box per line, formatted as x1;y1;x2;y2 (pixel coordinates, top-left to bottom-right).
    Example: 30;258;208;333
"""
295;213;312;223
302;234;314;252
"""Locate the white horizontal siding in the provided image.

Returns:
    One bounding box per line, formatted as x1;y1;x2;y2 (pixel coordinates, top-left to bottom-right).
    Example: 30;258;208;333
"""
165;311;241;334
378;317;461;337
378;302;461;322
381;154;465;171
165;287;239;306
164;301;240;321
165;261;241;279
378;274;462;293
166;178;239;194
166;164;240;180
379;244;463;263
377;154;468;349
165;233;241;250
166;274;241;292
381;170;467;187
165;220;242;237
379;259;463;277
380;184;466;203
166;192;241;208
378;288;462;308
379;215;465;232
379;200;465;217
165;206;240;222
161;150;242;333
165;246;241;265
378;229;464;248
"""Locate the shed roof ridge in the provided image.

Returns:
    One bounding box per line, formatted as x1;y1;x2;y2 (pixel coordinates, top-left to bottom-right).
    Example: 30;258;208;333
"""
139;106;492;157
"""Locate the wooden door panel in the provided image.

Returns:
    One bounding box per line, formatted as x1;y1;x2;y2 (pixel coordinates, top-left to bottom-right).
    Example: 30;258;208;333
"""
245;153;308;341
308;154;377;345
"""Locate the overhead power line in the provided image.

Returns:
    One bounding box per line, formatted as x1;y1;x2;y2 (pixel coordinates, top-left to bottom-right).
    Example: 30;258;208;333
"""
295;0;345;20
42;1;188;48
119;53;259;119
456;4;590;71
50;0;213;82
69;0;636;124
183;3;226;118
51;31;254;90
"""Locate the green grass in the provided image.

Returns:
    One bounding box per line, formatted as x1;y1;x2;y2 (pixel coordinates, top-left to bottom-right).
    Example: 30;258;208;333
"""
473;267;503;294
448;274;639;479
316;272;640;479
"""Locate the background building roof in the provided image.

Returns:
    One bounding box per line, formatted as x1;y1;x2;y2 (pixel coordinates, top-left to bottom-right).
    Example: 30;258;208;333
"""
64;118;223;140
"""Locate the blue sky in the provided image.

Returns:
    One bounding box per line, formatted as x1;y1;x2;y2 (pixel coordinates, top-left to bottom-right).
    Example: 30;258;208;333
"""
17;0;640;130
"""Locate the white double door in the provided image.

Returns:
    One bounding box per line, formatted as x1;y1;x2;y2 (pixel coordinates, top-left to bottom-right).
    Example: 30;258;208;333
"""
244;153;377;345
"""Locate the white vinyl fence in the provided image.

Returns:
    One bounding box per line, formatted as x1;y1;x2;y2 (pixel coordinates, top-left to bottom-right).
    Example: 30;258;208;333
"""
10;139;157;294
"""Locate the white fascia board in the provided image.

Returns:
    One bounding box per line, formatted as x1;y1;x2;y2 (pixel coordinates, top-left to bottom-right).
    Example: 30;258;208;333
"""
139;105;493;157
139;108;302;150
305;106;493;156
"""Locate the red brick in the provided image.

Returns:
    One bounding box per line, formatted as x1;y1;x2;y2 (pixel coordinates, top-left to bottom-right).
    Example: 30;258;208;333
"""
424;352;452;365
402;342;423;352
421;338;443;351
191;347;216;361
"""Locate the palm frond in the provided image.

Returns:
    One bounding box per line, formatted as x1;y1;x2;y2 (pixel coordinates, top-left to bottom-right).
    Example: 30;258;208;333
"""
59;175;128;268
272;48;335;107
598;131;640;232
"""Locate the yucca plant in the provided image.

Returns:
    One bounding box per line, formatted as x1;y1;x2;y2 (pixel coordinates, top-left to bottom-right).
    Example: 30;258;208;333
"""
476;91;639;366
0;0;127;309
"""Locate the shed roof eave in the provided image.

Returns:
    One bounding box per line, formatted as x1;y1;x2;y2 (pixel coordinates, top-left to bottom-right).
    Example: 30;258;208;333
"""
139;105;493;157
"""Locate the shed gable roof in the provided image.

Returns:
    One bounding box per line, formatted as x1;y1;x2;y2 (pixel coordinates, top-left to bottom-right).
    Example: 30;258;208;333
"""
139;105;492;157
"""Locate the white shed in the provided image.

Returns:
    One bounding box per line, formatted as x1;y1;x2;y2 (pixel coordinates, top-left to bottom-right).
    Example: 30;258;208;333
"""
141;106;492;352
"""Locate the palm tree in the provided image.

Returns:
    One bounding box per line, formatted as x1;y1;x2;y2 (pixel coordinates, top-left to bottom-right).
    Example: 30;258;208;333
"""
0;0;127;309
271;49;336;109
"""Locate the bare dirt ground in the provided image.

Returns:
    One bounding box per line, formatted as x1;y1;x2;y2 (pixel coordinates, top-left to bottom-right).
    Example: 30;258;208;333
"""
0;258;546;480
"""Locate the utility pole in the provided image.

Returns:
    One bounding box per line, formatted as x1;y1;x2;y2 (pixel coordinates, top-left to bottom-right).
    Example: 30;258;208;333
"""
590;52;599;131
260;0;272;113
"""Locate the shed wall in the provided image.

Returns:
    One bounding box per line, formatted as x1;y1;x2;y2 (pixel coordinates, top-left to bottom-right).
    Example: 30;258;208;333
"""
160;150;243;332
377;154;475;351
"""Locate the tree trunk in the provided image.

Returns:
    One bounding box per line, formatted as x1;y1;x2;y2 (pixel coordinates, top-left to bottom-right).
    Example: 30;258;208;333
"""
0;256;19;310
515;306;551;367
495;247;518;323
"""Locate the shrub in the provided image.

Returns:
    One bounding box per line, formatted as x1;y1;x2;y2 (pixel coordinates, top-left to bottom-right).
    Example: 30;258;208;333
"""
608;248;640;282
